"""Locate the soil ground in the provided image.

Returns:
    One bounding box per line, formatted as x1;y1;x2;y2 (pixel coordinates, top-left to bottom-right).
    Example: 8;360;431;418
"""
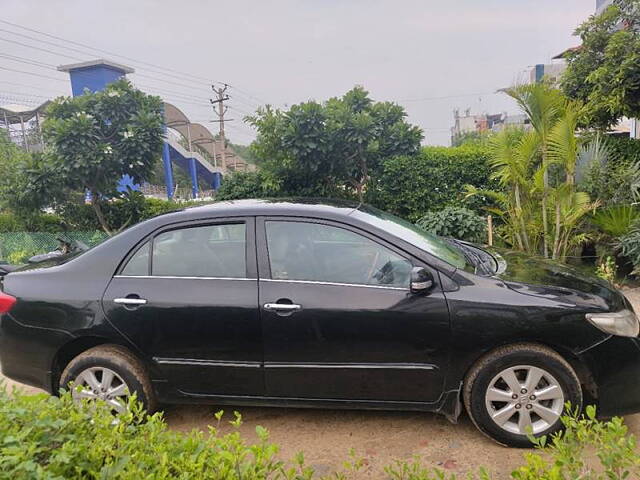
3;288;640;478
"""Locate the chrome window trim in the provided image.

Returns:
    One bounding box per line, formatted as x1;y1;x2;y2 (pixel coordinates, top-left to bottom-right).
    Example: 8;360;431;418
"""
154;358;261;368
261;278;409;291
114;275;256;281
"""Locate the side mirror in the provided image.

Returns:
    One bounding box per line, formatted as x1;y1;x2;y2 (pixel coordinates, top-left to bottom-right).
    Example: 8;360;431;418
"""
411;266;434;293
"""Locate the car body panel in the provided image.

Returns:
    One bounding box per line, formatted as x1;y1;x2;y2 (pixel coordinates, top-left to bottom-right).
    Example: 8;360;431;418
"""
0;199;637;420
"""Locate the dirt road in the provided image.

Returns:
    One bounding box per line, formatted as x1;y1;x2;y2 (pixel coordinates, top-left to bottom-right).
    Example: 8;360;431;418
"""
4;289;640;477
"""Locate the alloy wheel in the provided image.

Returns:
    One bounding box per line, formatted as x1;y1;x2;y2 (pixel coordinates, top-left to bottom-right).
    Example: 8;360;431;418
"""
484;365;565;435
71;367;130;414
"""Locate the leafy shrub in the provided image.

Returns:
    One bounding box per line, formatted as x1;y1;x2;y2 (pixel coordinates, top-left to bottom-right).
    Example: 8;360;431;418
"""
369;145;498;222
2;387;640;479
216;170;281;201
591;205;640;238
0;389;288;479
54;192;211;233
512;405;640;480
596;256;617;284
580;158;640;207
416;207;487;243
618;225;640;274
0;213;64;233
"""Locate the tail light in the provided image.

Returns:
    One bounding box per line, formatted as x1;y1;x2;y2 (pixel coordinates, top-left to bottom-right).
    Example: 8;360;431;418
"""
0;292;16;314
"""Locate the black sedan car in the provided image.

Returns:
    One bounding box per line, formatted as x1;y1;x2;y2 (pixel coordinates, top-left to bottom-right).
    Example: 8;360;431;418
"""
1;199;639;446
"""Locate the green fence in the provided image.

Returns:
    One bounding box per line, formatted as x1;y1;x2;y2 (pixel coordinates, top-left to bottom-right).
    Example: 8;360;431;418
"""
0;232;108;264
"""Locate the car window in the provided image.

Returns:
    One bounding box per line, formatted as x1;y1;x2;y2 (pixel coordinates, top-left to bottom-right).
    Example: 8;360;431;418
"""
265;221;411;288
152;223;246;278
120;241;150;276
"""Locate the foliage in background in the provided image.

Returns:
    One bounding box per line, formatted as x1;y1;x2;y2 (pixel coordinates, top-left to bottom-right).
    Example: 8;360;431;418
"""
5;80;165;234
0;129;32;210
2;387;640;479
562;0;640;129
591;205;640;238
578;136;640;208
0;193;207;235
0;212;64;233
215;170;281;201
0;232;107;264
369;144;496;222
416;207;487;243
466;86;598;261
619;225;640;274
596;255;618;284
248;86;422;200
450;130;491;148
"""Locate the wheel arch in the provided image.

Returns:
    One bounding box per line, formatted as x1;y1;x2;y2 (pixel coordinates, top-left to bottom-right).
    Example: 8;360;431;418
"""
51;336;129;393
461;340;597;403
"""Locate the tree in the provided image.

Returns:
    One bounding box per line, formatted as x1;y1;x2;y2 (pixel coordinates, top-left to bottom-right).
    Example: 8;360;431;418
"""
505;82;566;258
466;90;598;261
38;79;164;233
562;0;640;129
247;86;422;201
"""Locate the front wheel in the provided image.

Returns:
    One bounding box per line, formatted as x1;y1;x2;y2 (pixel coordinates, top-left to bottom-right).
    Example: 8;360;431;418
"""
463;343;582;447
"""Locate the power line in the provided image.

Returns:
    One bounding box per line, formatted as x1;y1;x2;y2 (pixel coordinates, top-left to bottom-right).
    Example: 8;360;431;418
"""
0;65;67;82
0;19;270;107
0;19;220;85
0;79;66;95
400;91;498;102
0;36;83;62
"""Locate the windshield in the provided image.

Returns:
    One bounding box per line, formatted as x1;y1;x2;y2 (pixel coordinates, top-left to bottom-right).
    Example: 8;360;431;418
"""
353;205;468;269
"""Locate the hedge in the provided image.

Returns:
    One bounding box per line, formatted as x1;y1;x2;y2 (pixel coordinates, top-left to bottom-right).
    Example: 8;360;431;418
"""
0;194;214;235
1;386;639;479
368;145;498;222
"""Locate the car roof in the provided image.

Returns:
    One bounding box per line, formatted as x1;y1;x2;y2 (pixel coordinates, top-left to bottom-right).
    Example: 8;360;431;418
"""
173;198;364;220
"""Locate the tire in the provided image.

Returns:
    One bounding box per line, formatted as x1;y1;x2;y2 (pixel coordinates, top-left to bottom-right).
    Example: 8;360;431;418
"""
60;344;157;414
463;343;582;447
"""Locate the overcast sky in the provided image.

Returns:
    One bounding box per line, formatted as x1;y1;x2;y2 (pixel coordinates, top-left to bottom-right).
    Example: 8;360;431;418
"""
1;0;595;146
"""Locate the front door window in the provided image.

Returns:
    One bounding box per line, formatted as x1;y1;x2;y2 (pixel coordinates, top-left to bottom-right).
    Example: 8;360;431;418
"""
265;221;411;288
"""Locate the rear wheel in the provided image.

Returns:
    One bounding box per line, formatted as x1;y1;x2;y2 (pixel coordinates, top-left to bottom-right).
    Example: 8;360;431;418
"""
463;344;582;447
60;344;156;414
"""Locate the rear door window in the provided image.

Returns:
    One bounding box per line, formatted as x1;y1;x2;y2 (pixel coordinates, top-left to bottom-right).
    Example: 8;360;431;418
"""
152;224;246;278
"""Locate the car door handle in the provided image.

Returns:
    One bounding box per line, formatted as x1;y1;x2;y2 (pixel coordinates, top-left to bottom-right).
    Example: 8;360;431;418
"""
264;303;301;312
114;297;148;306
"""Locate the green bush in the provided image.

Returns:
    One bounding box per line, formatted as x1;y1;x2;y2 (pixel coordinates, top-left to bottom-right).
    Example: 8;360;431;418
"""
618;225;640;274
369;145;498;222
416;207;487;243
1;387;639;479
0;232;108;263
0;213;64;233
216;170;281;201
607;136;640;164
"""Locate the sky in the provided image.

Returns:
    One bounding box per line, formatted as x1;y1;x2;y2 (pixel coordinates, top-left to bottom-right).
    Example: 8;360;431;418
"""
1;0;595;146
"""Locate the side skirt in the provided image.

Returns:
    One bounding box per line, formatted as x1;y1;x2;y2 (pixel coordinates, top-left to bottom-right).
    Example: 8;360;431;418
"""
153;382;460;417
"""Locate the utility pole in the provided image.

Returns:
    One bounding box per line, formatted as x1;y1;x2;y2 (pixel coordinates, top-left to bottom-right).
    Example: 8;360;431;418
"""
210;84;235;170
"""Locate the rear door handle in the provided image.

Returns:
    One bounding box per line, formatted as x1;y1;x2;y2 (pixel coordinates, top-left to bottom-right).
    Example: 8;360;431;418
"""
114;297;148;306
264;303;301;312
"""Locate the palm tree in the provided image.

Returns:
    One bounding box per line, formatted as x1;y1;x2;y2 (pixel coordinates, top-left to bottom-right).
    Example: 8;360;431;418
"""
505;83;566;258
547;102;597;259
487;128;539;251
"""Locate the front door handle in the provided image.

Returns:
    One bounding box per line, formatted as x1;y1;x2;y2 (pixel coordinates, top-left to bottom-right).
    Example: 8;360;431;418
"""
114;297;148;306
264;303;301;312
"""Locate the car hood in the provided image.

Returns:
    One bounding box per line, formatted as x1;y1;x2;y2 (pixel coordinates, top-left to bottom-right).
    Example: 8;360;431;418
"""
486;247;626;311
